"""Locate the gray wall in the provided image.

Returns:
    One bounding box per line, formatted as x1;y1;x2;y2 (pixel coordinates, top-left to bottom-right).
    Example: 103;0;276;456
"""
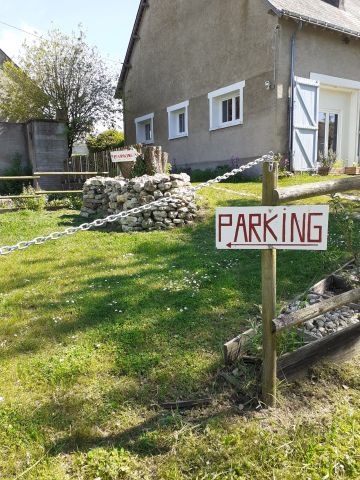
0;120;68;189
0;122;29;172
26;120;68;190
275;19;360;158
123;0;279;173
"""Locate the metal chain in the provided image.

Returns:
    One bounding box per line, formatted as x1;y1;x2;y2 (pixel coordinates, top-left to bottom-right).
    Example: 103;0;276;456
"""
0;153;273;256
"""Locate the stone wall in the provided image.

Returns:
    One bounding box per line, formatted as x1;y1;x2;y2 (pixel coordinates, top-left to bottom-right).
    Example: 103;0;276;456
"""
81;173;199;231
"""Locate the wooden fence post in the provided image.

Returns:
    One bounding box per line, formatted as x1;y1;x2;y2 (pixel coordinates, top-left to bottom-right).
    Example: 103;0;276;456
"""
261;160;278;407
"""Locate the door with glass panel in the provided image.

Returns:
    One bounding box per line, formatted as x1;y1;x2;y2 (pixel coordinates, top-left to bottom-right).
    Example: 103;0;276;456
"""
318;111;340;159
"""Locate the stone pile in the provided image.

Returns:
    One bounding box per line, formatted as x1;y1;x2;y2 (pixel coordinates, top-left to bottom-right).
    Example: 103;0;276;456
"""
280;291;359;340
80;173;199;232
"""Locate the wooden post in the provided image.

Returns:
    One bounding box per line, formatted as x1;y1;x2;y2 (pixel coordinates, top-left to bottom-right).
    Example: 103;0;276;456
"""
261;160;278;407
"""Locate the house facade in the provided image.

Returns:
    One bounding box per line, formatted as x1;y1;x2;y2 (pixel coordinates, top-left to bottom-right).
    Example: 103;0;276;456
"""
116;0;360;173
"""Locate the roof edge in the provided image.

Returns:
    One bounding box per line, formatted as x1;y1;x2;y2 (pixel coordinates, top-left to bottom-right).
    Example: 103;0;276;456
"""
115;0;149;99
115;0;360;100
266;1;360;39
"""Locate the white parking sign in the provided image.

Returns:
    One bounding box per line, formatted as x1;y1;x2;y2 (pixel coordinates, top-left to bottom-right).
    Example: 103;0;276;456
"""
216;205;329;250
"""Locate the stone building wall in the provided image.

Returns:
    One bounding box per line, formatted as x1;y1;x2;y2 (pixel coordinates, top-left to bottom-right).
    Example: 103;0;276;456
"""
81;173;199;232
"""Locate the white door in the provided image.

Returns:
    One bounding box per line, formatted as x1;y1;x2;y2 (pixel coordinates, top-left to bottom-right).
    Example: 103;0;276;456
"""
292;77;320;171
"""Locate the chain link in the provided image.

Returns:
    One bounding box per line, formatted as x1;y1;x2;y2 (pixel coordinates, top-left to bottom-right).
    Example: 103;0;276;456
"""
0;153;273;256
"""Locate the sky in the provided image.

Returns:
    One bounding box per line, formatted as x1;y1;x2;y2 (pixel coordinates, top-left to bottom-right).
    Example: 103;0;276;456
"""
0;0;139;74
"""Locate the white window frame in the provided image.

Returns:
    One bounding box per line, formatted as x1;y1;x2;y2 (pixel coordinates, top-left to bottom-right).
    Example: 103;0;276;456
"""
208;81;245;131
167;100;189;140
135;113;154;144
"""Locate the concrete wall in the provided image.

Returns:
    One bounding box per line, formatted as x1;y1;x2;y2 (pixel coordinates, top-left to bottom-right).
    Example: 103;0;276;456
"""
276;19;360;161
0;122;30;173
0;120;68;189
123;0;279;173
26;120;68;190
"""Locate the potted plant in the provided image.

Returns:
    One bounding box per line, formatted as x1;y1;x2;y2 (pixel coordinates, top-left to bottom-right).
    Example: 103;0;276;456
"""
318;149;337;176
330;158;345;175
344;162;360;175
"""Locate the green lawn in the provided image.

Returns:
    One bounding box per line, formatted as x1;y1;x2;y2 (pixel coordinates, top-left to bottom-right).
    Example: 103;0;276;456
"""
0;175;359;479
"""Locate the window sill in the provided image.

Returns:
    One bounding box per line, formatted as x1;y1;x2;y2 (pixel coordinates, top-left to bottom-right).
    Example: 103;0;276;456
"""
209;120;243;132
169;133;188;140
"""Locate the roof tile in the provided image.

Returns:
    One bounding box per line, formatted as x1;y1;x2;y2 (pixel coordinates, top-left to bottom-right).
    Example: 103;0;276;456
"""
267;0;360;36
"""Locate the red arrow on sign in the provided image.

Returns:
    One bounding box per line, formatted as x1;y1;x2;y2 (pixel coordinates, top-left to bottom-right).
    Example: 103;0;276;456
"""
226;242;319;249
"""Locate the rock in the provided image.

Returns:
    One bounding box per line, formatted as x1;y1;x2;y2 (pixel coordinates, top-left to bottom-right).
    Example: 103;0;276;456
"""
144;181;157;193
154;190;163;199
116;194;127;203
142;219;154;229
171;180;183;188
133;182;145;193
326;322;336;330
122;216;139;226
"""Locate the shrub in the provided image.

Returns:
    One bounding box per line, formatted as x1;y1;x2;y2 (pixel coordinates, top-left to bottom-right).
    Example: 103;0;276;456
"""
86;129;124;153
330;194;360;259
131;153;148;178
47;193;83;210
319;148;337;169
14;186;46;211
0;154;32;196
273;152;291;177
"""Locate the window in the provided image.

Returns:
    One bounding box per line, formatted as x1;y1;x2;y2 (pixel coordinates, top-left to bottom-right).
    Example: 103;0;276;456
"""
167;101;189;140
222;96;240;124
208;81;245;131
318;111;339;158
179;112;185;133
145;122;152;142
135;113;154;144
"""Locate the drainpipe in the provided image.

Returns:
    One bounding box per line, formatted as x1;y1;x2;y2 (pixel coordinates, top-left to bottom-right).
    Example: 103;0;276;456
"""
288;22;303;167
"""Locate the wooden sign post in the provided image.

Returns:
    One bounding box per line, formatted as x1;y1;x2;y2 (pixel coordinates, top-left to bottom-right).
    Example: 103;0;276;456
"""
261;160;278;407
215;160;334;406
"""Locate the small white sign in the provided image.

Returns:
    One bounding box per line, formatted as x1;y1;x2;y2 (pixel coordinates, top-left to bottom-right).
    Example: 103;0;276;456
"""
110;149;138;163
216;205;329;250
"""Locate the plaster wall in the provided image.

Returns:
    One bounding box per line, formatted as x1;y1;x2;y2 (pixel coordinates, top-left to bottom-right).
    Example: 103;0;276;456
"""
123;0;280;173
276;19;360;163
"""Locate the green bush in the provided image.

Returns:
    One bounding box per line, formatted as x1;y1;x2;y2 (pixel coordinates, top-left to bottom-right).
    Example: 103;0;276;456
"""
47;193;83;210
14;186;46;211
86;129;124;153
0;154;32;196
131;153;148;178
